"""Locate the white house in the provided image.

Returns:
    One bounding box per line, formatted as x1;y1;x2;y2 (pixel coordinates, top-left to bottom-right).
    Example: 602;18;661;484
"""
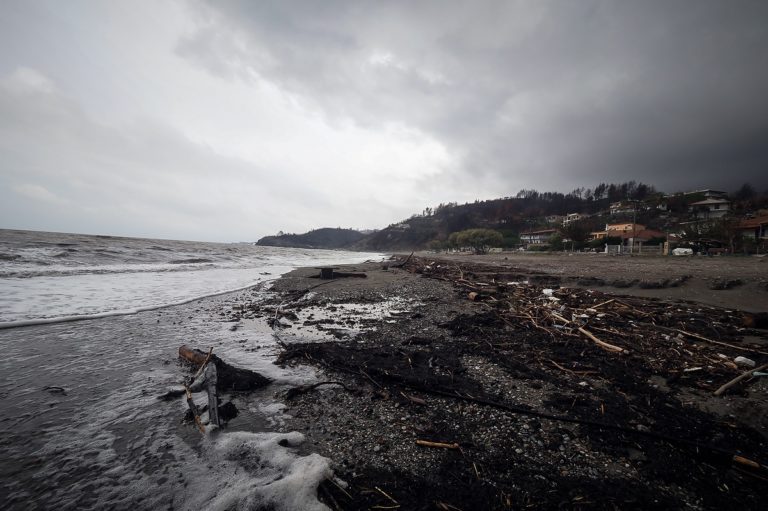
609;201;635;215
520;228;559;245
689;198;731;219
562;213;585;226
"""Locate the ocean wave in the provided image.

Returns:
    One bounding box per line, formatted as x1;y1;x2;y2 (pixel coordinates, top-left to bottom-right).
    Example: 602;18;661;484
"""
0;263;223;279
170;258;215;264
0;279;276;330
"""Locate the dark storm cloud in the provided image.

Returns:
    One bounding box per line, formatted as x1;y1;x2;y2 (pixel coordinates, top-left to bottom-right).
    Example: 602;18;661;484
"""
185;0;768;193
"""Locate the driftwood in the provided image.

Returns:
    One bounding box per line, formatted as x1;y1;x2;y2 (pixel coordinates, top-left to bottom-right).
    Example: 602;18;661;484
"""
713;362;768;396
178;345;272;391
416;440;460;450
189;362;220;427
577;326;625;353
313;268;367;279
549;310;625;352
673;329;768;356
177;345;271;429
184;386;205;433
393;251;414;268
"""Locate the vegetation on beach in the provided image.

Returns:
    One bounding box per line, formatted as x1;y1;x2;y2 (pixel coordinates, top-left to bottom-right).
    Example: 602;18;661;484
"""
444;228;504;254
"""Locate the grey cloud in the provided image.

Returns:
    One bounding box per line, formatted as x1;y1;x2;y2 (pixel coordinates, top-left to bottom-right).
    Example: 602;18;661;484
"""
184;0;768;193
0;69;325;240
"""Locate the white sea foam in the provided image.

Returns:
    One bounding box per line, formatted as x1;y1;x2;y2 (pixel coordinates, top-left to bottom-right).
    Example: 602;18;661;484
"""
0;277;278;330
186;432;332;511
0;230;387;509
0;230;385;325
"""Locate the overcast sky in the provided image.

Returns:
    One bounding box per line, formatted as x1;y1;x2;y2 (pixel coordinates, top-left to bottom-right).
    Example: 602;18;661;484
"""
2;1;767;241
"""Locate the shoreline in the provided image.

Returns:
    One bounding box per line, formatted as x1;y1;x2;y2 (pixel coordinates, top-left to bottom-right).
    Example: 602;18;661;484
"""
257;256;768;510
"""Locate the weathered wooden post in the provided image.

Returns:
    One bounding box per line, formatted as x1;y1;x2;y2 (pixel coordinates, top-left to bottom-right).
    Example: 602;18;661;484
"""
205;363;220;427
317;267;337;279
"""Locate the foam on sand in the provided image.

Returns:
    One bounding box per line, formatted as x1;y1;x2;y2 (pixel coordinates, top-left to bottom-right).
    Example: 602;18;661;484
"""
185;431;332;511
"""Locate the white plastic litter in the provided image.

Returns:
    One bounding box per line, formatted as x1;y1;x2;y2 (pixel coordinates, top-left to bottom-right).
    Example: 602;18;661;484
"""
734;356;756;368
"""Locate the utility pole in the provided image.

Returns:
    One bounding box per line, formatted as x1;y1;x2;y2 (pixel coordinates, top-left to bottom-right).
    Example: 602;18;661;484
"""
630;199;637;256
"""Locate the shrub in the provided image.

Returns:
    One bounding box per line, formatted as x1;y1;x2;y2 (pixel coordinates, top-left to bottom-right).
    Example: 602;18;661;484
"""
451;228;503;254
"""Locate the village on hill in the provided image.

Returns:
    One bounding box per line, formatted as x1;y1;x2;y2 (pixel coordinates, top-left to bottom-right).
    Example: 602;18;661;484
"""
259;182;768;255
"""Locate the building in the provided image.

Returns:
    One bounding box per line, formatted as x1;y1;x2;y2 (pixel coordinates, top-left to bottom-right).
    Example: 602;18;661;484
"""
607;223;646;233
738;214;768;242
696;189;728;199
665;189;728;200
689;198;731;219
520;228;559;246
545;215;564;225
609;201;635;215
589;223;651;241
562;213;585;226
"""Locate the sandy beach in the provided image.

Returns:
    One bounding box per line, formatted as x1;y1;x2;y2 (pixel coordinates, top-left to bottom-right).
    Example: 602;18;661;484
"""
246;254;768;510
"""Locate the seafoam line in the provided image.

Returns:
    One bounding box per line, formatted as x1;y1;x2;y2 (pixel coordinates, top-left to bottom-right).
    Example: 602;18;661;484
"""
0;278;278;330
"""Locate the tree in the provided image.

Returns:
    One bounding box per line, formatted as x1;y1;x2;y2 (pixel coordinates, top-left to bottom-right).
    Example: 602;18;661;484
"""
427;239;445;251
735;182;755;201
453;228;503;254
562;220;591;246
447;231;461;250
707;217;742;254
548;233;564;251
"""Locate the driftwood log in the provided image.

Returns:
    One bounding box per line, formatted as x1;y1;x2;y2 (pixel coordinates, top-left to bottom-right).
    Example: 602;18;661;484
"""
178;345;272;391
189;362;221;427
713;362;768;396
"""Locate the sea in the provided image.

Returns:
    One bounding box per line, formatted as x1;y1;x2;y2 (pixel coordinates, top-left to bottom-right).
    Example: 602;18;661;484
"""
0;229;385;510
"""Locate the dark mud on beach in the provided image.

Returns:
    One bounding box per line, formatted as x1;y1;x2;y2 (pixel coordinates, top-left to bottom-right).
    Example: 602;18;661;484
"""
244;257;768;510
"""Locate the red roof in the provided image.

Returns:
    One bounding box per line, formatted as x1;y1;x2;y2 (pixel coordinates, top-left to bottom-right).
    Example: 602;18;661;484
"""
739;215;768;229
614;229;666;241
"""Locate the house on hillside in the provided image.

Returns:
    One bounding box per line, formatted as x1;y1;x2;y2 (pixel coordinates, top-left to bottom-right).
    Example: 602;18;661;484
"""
696;189;728;200
689;198;731;219
666;189;728;200
609;201;635;215
738;214;768;242
520;228;559;246
661;189;728;214
545;215;564;225
607;223;646;234
562;213;585;226
589;223;649;241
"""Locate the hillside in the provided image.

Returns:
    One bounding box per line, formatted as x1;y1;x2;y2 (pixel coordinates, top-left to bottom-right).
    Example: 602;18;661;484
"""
353;182;767;251
354;182;660;250
262;181;767;252
255;228;367;249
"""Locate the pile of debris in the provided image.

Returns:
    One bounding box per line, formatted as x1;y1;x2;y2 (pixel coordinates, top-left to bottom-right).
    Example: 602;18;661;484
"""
407;257;768;387
277;256;768;509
